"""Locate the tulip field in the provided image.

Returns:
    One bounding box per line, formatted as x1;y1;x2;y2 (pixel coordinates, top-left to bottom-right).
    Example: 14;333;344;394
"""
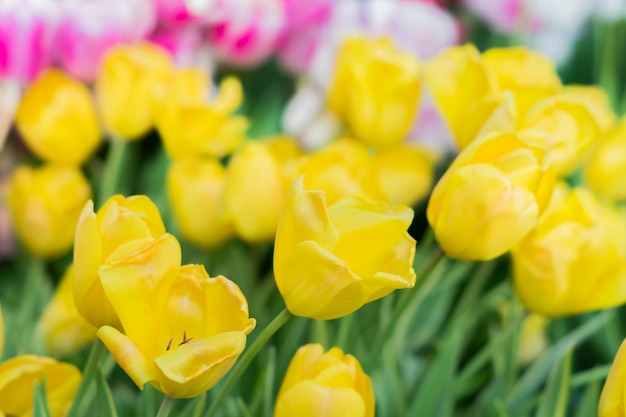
2;1;626;416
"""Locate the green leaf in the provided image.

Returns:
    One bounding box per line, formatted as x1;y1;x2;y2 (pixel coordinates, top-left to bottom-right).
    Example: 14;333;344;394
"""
573;381;601;417
535;348;572;417
96;368;119;417
33;379;52;417
406;326;465;417
505;311;612;411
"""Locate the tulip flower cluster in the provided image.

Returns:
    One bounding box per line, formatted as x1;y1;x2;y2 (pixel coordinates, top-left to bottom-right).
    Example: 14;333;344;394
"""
3;4;626;417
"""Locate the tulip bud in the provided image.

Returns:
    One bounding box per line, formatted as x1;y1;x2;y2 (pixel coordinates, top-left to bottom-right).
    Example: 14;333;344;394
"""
424;44;499;149
7;164;91;259
157;74;248;159
366;144;434;207
274;177;416;320
482;47;561;117
328;36;421;148
274;344;375;417
522;94;600;176
584;117;626;201
0;355;81;417
15;69;101;165
37;265;97;358
297;138;378;205
167;158;234;249
95;42;173;140
225;141;285;242
599;338;626;417
512;186;626;317
427;131;554;261
73;195;167;328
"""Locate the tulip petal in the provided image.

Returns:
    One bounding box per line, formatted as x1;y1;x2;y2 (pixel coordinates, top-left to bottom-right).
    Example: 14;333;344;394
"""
274;177;339;292
280;240;368;320
275;380;366;417
277;344;325;397
99;234;181;359
98;326;156;390
329;197;414;279
153;332;246;398
599;337;626;417
203;275;257;336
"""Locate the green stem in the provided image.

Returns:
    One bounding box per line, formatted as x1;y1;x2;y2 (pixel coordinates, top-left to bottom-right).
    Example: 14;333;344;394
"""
65;339;107;417
204;308;292;417
98;139;129;206
156;396;176;417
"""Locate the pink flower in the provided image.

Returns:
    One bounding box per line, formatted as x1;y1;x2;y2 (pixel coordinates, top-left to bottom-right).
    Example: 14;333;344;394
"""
463;0;524;33
276;0;333;73
207;0;286;67
149;25;213;69
0;0;59;83
54;0;157;81
153;0;210;26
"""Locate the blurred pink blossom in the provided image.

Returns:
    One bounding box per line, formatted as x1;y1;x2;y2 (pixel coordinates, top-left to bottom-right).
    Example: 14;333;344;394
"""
207;0;286;67
463;0;525;33
54;0;157;81
0;0;59;83
276;0;333;73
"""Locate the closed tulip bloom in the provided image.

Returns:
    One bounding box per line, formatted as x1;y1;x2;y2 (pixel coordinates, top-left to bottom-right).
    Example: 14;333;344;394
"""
512;186;626;317
366;144;434;207
157;75;249;159
95;42;174;140
73;195;166;328
37;265;97;357
8;164;91;259
427;131;554;261
599;338;626;417
585;118;626;201
424;44;501;149
297;138;380;205
167;158;234;249
97;236;256;398
15;69;101;165
561;85;616;133
274;177;416;320
0;355;81;417
522;94;600;176
482;47;561;117
225;141;285;242
274;344;374;417
328;36;421;148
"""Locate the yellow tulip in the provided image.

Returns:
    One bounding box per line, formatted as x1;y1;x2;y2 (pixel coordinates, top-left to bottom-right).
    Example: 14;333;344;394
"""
0;355;81;417
512;186;626;317
424;44;500;149
584;117;626;200
297;138;379;205
522;94;601;176
599;338;626;417
95;42;173;140
427;131;554;261
73;195;166;328
157;75;249;159
482;47;561;117
365;144;434;207
274;344;374;417
274;177;416;320
37;265;97;357
15;69;101;165
561;85;616;133
167;158;234;249
225;141;285;242
8;164;91;259
328;36;420;148
97;235;255;398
